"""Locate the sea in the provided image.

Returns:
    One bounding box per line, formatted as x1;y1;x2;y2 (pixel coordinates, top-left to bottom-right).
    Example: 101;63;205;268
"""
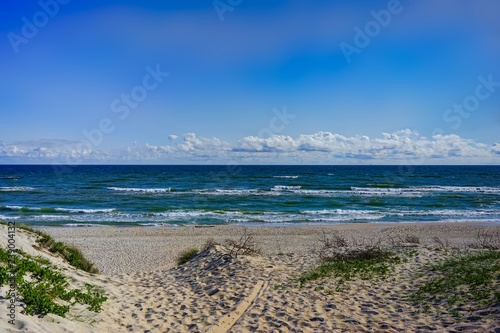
0;165;499;227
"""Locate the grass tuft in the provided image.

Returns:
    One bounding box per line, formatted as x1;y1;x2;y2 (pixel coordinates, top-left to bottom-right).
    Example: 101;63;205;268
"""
176;247;199;265
297;247;400;285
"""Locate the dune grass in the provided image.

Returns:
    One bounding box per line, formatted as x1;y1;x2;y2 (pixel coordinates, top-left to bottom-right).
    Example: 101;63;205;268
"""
410;250;500;312
296;248;401;286
176;247;199;265
1;221;99;274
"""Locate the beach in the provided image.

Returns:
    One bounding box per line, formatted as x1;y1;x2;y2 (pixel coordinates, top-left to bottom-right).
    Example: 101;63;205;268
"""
1;222;500;332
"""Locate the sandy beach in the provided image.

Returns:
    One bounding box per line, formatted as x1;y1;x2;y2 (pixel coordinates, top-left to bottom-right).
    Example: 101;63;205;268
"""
1;222;500;332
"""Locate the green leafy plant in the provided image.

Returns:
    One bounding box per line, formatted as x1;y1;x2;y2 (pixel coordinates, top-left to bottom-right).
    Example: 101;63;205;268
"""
0;247;107;318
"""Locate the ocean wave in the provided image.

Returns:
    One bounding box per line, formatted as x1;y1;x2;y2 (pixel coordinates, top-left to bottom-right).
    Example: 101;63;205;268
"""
302;209;381;215
101;185;500;197
139;223;179;227
351;186;500;195
302;208;499;218
3;206;500;226
0;205;116;213
271;185;302;191
273;176;299;179
108;187;171;193
63;224;105;227
190;189;263;196
0;186;37;192
393;209;499;217
417;186;500;194
0;215;20;220
301;209;386;221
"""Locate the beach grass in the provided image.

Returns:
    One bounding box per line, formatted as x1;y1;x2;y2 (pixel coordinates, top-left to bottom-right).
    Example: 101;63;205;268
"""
410;250;500;313
295;247;401;285
0;221;99;274
176;247;199;265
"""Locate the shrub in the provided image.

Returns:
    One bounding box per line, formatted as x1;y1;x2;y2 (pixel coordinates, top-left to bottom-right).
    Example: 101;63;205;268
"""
224;229;261;258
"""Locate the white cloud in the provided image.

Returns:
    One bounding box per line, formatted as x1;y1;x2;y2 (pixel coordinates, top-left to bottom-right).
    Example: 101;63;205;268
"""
1;130;499;164
492;143;500;155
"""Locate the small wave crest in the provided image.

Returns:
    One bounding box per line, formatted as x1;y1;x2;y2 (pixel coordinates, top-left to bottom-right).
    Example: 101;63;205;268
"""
108;187;171;193
271;185;302;191
0;186;36;192
0;205;116;213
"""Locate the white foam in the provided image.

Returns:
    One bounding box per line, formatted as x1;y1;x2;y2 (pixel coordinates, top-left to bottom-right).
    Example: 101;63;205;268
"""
4;205;24;210
271;185;302;191
190;189;266;196
417;186;500;194
58;208;116;213
351;186;500;195
0;187;36;192
2;205;115;213
139;223;179;227
63;224;104;227
108;187;171;193
301;209;385;220
0;215;20;220
273;176;299;179
392;209;498;217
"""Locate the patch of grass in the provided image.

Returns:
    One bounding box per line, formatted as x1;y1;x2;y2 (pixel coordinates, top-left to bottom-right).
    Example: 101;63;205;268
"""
25;224;99;274
410;250;500;310
0;247;107;317
62;246;98;273
176;247;199;265
1;222;99;274
296;248;400;285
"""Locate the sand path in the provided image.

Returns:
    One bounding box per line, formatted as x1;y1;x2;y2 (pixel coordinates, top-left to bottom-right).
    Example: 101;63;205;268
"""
208;280;268;333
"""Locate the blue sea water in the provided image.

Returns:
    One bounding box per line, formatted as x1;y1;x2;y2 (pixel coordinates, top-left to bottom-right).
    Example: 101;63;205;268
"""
0;165;499;227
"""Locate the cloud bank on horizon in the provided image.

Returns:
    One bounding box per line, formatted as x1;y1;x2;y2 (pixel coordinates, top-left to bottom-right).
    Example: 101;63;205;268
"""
1;0;499;164
1;130;499;165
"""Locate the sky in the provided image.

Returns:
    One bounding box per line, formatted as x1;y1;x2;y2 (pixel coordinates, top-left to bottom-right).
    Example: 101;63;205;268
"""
1;0;499;164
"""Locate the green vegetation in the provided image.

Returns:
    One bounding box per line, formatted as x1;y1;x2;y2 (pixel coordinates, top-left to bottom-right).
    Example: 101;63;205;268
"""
0;247;107;317
296;248;401;285
1;222;99;274
410;250;500;310
176;247;199;265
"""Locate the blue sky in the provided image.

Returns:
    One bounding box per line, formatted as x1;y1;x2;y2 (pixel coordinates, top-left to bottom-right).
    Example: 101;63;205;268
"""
1;0;499;164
